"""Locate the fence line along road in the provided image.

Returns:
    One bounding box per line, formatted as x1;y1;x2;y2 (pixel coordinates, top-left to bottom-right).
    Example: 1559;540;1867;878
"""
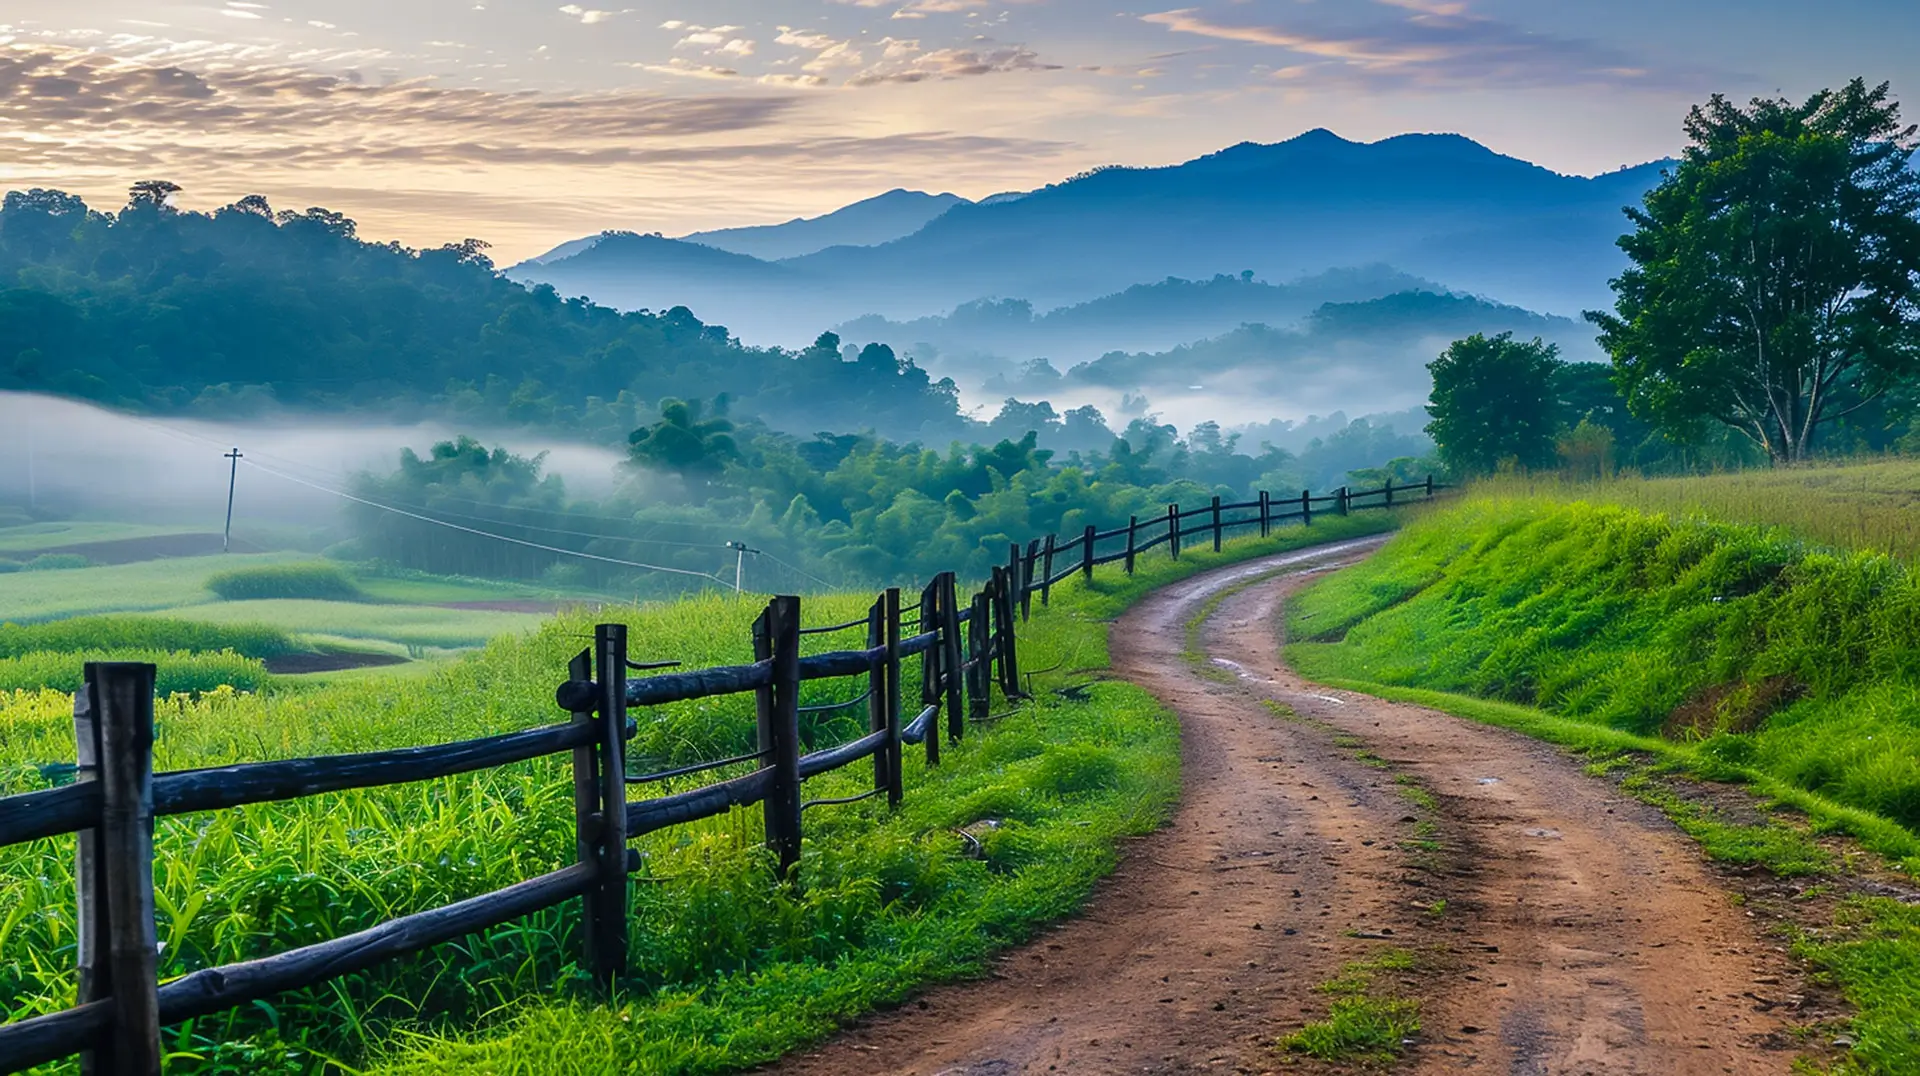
0;476;1443;1075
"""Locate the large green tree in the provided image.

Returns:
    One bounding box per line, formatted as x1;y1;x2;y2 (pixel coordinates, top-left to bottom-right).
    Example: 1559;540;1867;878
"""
1425;333;1564;474
1589;79;1920;463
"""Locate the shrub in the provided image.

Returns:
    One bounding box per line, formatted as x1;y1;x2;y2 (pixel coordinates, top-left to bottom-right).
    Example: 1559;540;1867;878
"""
0;649;270;694
0;559;20;574
22;553;88;571
206;562;365;601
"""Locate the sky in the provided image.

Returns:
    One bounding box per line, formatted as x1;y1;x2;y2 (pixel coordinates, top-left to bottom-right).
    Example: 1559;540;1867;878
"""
3;0;1913;262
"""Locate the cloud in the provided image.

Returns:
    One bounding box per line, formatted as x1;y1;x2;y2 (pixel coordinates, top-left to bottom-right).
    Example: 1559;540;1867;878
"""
848;43;1060;85
1139;3;1701;90
0;42;796;158
558;5;620;24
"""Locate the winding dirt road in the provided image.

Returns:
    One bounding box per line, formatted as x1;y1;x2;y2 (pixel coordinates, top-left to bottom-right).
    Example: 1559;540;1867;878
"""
767;541;1812;1075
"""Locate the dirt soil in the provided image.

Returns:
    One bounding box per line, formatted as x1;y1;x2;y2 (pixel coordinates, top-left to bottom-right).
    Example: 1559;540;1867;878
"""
765;541;1825;1076
23;532;240;564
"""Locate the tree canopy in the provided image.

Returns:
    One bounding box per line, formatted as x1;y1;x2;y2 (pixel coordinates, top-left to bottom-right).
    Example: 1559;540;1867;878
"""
1588;79;1920;462
1425;333;1565;474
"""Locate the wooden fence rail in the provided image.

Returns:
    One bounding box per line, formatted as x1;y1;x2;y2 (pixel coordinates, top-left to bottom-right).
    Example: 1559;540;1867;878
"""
0;478;1443;1074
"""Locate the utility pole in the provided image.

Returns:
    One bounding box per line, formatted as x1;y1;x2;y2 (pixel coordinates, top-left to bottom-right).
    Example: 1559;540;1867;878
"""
223;448;243;553
725;540;760;593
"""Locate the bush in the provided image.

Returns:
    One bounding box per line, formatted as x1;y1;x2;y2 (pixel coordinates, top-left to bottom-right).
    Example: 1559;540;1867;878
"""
0;649;270;694
0;617;298;660
206;563;365;601
22;553;89;571
0;559;20;574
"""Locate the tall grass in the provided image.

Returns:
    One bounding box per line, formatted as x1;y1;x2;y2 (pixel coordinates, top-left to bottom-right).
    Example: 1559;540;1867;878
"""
206;563;365;602
0;617;297;660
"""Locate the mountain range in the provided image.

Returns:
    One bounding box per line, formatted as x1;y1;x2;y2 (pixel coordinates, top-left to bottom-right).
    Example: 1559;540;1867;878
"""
509;129;1667;347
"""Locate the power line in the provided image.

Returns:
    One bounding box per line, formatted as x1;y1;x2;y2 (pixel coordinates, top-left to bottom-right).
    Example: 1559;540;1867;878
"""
240;460;732;585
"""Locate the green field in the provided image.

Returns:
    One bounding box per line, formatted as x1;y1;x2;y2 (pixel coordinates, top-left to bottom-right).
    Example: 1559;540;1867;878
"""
0;521;201;555
0;512;1400;1074
1289;481;1920;1073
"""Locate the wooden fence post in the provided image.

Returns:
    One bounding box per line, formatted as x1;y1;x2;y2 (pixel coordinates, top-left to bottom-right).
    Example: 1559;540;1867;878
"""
868;594;890;790
1211;496;1223;552
939;572;965;744
992;568;1020;697
75;662;161;1076
917;580;942;767
882;587;903;809
590;625;630;984
1425;474;1434;498
1338;486;1350;516
968;589;991;724
1259;491;1270;537
1124;516;1137;575
1168;504;1180;560
566;646;612;993
1081;524;1096;581
1039;534;1055;607
1301;488;1312;526
1006;544;1023;622
756;597;803;877
1022;539;1039;620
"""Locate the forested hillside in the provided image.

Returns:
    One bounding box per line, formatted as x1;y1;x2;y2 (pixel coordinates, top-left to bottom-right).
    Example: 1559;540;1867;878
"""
0;188;968;444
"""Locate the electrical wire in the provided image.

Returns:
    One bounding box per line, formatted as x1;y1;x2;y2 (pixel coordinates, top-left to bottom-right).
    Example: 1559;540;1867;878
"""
239;460;732;584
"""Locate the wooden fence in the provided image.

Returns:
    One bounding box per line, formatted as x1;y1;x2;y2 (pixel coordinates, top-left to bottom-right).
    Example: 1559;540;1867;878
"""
0;476;1442;1074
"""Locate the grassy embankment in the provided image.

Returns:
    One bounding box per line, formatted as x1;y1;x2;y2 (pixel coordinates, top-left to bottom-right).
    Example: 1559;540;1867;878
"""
1;513;1398;1074
1287;481;1920;1074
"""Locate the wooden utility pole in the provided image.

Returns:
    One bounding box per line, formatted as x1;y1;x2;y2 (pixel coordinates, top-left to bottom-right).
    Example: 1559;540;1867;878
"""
222;448;243;553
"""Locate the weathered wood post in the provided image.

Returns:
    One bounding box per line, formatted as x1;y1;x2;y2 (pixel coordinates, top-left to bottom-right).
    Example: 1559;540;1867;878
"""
1124;515;1138;575
939;572;965;745
566;646;613;992
755;597;803;877
1168;504;1180;560
590;625;630;983
1039;534;1055;606
992;568;1020;697
918;579;943;767
1211;495;1223;552
75;662;161;1076
1338;486;1350;516
867;593;889;793
1425;474;1435;498
882;587;903;808
1301;488;1312;526
968;589;991;723
1022;539;1040;620
1259;490;1270;537
1384;477;1395;508
1081;524;1096;581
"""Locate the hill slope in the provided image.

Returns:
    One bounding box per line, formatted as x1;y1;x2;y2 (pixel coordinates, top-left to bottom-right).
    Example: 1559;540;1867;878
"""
683;189;969;261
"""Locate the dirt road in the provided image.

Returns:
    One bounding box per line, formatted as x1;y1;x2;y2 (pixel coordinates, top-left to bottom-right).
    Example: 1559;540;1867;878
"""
767;542;1810;1075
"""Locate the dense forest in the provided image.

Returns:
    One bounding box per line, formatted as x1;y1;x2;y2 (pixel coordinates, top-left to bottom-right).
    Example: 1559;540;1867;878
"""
0;186;970;444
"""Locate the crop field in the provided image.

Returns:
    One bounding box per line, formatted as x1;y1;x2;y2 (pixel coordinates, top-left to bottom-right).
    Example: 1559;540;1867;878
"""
0;521;202;556
1288;488;1920;1071
0;513;1397;1074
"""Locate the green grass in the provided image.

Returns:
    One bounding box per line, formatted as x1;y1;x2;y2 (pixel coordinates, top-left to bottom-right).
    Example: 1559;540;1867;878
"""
149;601;545;652
1281;949;1420;1062
0;553;306;621
0;512;1407;1075
1288;492;1920;1073
206;563;365;602
0;616;298;660
0;521;199;555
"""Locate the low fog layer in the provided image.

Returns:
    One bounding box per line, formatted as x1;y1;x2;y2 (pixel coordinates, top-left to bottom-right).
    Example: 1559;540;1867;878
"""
0;392;626;527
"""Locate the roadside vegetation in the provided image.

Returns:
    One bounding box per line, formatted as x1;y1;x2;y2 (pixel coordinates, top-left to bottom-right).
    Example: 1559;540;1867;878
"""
0;513;1396;1074
1288;491;1920;1072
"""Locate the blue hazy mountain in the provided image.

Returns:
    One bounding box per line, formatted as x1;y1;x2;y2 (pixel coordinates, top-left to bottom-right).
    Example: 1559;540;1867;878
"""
512;129;1669;345
682;189;970;261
